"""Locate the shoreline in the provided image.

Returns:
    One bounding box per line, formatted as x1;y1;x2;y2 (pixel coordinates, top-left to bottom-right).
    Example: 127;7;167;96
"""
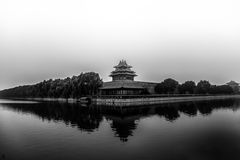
2;94;240;106
94;95;240;106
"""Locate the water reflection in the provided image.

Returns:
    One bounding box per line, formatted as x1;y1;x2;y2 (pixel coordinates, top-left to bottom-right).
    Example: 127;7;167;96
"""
0;102;104;132
1;99;240;142
155;103;180;121
109;117;137;142
178;102;197;116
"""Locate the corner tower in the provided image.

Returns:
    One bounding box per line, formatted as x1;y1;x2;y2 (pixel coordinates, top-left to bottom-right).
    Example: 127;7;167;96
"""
110;60;137;81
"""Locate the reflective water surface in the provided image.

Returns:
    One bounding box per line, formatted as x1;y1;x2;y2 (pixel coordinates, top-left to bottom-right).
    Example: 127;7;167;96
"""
1;99;240;160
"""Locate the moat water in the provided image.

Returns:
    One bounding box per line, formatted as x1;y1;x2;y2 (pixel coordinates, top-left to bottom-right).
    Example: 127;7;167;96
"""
1;98;240;160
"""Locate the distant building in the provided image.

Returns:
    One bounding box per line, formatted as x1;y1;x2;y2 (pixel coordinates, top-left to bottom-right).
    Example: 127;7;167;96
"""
99;60;157;95
226;81;239;93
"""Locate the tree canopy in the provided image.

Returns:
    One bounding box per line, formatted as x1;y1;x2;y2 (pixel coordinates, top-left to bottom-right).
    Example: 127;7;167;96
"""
0;72;103;98
178;81;196;94
196;80;211;94
155;79;234;95
155;78;179;94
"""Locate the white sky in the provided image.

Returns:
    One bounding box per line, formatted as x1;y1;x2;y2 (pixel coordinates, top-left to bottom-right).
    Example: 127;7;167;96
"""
1;0;240;90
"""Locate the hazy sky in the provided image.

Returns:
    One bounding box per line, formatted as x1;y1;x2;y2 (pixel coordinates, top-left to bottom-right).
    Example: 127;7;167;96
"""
1;0;240;90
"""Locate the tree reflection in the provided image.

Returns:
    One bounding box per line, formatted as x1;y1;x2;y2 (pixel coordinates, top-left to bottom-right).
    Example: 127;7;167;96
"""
1;98;240;142
197;101;214;116
196;99;235;116
178;102;198;116
155;104;180;122
1;102;103;132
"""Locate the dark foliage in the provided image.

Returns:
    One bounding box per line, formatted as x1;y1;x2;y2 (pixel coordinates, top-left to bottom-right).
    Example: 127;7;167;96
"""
155;78;179;94
196;80;211;94
155;79;234;95
178;81;196;94
209;85;234;94
0;72;103;98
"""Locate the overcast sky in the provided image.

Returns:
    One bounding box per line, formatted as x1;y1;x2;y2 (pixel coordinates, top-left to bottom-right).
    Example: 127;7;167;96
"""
1;0;240;90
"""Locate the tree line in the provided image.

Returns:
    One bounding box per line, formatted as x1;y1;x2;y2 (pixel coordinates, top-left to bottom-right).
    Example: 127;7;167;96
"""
0;74;236;98
0;72;103;98
154;78;235;95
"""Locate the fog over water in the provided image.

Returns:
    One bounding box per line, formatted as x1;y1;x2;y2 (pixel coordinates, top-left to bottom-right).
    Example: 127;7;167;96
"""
1;0;240;90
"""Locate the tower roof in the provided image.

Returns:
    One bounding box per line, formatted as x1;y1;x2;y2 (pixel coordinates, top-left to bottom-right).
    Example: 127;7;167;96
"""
110;60;137;78
226;81;239;85
114;60;132;68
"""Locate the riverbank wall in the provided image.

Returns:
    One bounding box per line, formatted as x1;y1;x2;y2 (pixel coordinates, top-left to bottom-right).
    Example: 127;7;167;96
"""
9;95;240;106
92;95;240;106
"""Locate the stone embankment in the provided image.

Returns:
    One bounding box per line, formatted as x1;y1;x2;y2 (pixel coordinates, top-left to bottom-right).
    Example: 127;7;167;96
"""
16;95;240;106
93;95;240;106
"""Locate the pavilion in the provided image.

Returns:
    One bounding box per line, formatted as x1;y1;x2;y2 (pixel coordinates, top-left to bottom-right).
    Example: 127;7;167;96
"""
99;60;157;95
226;81;240;93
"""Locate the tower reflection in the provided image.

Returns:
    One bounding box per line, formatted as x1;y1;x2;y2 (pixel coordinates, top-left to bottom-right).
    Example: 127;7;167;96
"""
1;98;239;142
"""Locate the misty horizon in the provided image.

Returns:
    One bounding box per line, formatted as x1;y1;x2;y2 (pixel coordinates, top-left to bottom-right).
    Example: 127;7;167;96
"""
1;0;240;90
0;59;238;91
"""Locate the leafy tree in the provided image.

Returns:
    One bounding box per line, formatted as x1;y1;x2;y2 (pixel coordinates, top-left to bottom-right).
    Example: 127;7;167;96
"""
209;85;233;94
155;78;179;94
196;80;211;94
179;81;196;94
0;72;103;98
155;82;164;94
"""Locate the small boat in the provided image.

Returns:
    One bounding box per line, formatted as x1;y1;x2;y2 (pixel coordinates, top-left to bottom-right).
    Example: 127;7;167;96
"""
78;97;91;104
